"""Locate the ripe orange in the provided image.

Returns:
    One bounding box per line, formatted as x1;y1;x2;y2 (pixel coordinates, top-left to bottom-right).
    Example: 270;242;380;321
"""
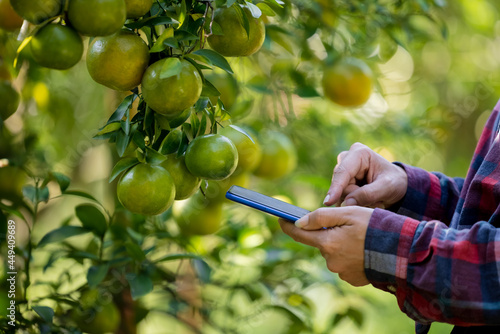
124;0;152;18
0;81;20;121
253;131;297;179
173;191;224;235
68;0;126;36
184;134;238;180
160;154;201;200
207;5;265;57
117;163;175;215
11;0;62;24
141;58;202;116
30;24;83;70
218;126;261;175
87;31;150;91
0;0;24;31
322;57;373;107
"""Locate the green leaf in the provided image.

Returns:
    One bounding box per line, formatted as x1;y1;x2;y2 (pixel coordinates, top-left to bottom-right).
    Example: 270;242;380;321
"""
0;202;26;221
125;16;179;29
94;122;121;137
201;79;221;97
75;204;107;236
51;172;70;192
125;241;146;261
346;307;364;327
198;113;207;137
160;129;182;155
149;27;174;53
193;258;211;283
116;130;131;157
192;49;233;74
87;263;109;288
145;147;167;165
109;157;140;183
257;2;276;16
127;272;153;300
38;226;90;247
62;190;99;203
107;94;136;124
32;306;54;323
23;185;49;204
245;2;262;18
154;253;202;263
160;57;182;79
228;125;255;143
234;4;250;38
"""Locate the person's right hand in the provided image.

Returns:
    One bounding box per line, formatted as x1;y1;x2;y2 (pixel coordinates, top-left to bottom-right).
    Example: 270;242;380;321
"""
323;142;408;209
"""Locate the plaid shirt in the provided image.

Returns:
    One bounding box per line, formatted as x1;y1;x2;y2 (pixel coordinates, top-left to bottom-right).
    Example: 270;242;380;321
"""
364;100;500;333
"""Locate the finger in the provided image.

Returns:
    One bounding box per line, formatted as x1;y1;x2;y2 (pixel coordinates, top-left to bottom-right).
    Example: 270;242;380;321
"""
344;181;387;207
324;145;368;206
296;207;350;231
278;217;324;248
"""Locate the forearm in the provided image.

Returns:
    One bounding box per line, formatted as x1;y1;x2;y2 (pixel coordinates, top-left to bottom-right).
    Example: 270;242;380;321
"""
365;208;500;326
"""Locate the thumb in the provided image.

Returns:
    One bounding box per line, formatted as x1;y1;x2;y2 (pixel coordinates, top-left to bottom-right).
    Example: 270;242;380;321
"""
295;208;347;230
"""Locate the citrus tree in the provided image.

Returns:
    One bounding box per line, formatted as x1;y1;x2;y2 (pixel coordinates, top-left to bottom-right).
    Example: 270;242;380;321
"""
2;0;495;333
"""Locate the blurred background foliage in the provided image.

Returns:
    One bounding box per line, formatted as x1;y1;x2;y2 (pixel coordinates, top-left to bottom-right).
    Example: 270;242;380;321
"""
2;0;500;333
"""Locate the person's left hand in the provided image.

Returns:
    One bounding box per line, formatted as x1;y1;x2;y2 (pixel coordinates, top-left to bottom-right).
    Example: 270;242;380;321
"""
279;206;374;287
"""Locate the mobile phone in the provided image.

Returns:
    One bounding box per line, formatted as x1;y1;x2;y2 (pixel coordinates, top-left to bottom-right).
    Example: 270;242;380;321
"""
225;185;310;222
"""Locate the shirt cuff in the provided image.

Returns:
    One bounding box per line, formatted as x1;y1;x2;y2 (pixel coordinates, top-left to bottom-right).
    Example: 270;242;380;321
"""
364;208;420;294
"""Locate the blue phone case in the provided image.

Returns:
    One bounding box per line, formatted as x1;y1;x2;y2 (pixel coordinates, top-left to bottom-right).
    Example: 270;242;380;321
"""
225;185;310;222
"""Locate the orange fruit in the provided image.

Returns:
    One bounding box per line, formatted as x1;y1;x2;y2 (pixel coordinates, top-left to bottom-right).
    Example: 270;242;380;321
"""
160;154;201;200
0;81;20;121
173;191;224;235
11;0;62;24
0;0;24;31
124;0;152;18
184;134;238;180
68;0;126;36
253;131;297;179
208;5;265;57
206;71;239;109
218;126;261;174
117;163;175;215
322;57;373;107
0;165;26;203
71;289;121;334
141;58;202;116
87;30;150;91
30;24;83;70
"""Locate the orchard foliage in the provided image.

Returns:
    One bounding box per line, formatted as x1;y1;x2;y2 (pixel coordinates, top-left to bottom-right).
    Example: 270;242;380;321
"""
2;0;497;333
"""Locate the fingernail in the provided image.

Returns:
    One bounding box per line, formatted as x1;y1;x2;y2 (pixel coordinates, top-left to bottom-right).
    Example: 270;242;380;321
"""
323;194;330;205
295;215;309;228
341;198;357;207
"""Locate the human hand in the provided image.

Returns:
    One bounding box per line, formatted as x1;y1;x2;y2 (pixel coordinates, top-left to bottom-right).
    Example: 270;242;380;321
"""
279;206;373;287
323;142;408;209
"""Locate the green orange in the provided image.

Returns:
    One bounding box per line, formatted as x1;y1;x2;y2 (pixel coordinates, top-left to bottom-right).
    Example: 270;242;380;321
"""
31;24;83;70
87;30;150;91
117;163;175;215
206;71;239;109
68;0;126;36
124;0;152;18
160;154;201;200
185;134;238;180
71;289;121;334
173;191;224;235
11;0;63;24
0;81;20;121
0;166;26;203
141;58;202;116
253;131;297;179
218;125;261;175
0;0;24;31
208;5;265;57
322;57;373;107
